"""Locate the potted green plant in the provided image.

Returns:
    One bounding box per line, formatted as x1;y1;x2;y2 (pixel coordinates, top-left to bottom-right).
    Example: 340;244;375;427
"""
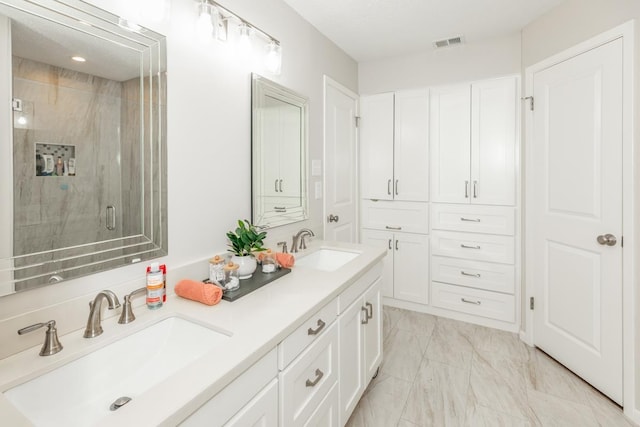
226;219;267;279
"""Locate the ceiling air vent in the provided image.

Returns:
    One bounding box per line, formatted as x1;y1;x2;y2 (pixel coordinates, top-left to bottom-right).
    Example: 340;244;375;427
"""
433;35;464;49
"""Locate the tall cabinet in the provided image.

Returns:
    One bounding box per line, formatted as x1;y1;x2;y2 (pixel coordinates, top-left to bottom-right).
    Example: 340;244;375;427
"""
360;89;430;305
359;75;520;332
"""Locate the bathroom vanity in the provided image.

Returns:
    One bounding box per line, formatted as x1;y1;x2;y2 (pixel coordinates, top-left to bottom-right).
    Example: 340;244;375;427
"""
0;241;385;426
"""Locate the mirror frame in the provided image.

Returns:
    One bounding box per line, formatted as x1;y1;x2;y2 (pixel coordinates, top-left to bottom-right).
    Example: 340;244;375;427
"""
0;0;167;295
251;73;308;229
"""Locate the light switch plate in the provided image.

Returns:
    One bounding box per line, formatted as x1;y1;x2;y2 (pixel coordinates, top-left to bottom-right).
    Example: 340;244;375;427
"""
315;181;322;199
312;159;322;177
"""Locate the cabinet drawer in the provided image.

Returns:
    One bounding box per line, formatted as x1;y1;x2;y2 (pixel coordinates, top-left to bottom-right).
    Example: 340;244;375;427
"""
431;230;514;264
431;282;515;322
431;256;515;294
280;322;339;427
278;298;338;369
361;200;429;234
431;204;515;235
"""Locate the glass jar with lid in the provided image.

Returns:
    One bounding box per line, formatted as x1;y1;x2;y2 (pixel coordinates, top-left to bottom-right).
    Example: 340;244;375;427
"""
223;262;240;291
261;249;277;273
209;255;226;285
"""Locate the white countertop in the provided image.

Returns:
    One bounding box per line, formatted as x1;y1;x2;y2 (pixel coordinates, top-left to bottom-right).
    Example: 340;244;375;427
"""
0;240;385;426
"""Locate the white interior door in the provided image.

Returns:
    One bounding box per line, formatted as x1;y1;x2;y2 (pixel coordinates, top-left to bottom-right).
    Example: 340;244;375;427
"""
529;38;623;404
324;77;358;242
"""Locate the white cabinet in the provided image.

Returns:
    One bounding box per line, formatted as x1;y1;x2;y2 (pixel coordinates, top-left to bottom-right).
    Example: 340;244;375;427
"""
225;379;279;427
361;229;429;304
430;76;517;206
360;89;429;202
338;279;382;426
180;349;278;427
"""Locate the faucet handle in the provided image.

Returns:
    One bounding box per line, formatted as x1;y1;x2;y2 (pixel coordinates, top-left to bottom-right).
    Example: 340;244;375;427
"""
277;241;288;254
18;320;63;356
118;287;147;324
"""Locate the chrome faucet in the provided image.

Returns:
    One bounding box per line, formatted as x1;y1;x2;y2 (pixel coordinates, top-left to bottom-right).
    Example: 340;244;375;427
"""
118;287;147;324
291;228;315;253
84;290;121;338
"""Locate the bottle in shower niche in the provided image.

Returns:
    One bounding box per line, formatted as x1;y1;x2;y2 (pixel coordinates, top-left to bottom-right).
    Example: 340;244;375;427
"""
146;262;164;309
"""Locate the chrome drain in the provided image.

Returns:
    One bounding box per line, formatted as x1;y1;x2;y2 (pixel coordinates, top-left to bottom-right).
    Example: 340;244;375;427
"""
110;396;132;411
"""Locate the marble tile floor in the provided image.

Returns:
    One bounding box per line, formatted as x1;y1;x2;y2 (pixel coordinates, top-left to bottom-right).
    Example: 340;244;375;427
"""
346;306;637;427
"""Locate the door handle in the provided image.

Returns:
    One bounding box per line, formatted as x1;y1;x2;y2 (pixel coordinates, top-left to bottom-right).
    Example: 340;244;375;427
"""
279;179;283;192
274;179;279;192
106;205;116;231
366;302;373;320
388;239;392;250
597;234;617;246
307;319;326;335
395;240;399;251
305;369;324;387
387;179;392;195
361;307;369;324
395;179;399;196
473;180;478;198
327;214;339;223
465;181;469;198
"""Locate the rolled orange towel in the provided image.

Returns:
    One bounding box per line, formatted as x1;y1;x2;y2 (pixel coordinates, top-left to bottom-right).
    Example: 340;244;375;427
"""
275;252;295;269
175;279;223;306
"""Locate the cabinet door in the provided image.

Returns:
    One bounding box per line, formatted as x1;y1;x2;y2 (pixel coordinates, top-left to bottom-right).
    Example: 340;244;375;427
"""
360;93;394;200
394;89;429;202
225;379;278;427
393;233;429;304
360;229;394;298
471;77;517;206
363;280;382;382
338;298;365;425
430;84;471;203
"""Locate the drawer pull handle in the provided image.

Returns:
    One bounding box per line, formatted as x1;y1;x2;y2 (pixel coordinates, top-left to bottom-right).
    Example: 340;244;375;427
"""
385;226;402;230
461;271;481;278
306;369;324;387
307;319;326;336
460;244;481;250
366;302;373;319
361;307;369;324
461;298;481;305
460;217;481;222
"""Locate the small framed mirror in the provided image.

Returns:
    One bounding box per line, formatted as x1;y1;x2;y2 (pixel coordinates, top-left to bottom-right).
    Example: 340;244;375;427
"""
251;74;308;229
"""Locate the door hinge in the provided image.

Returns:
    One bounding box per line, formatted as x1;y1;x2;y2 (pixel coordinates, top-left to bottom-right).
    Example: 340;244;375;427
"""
521;96;534;111
355;116;360;128
529;297;535;310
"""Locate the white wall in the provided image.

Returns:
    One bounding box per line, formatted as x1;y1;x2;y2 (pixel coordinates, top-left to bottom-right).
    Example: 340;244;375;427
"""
521;0;640;417
358;32;521;94
0;0;357;358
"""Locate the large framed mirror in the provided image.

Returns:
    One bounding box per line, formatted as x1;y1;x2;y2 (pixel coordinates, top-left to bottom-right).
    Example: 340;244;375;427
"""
0;0;167;296
251;74;308;229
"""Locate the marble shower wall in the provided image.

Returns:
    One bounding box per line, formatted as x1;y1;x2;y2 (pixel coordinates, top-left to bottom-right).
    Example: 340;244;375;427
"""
12;57;142;290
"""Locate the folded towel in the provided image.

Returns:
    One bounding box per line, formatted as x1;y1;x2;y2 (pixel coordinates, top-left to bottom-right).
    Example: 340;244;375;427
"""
275;252;295;269
175;279;222;306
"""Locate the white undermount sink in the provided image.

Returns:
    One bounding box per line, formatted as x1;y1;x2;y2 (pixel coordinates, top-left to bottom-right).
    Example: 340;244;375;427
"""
4;316;230;427
295;248;360;271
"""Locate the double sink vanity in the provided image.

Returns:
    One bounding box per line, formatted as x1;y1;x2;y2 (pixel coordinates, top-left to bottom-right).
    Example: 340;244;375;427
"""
0;241;385;426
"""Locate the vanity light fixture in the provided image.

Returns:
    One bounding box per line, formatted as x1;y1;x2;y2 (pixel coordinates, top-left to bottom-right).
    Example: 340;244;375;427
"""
196;0;282;75
71;56;86;62
195;0;214;42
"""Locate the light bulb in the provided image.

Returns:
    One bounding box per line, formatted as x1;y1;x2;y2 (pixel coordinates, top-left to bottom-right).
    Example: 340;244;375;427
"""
265;41;282;75
238;23;252;55
195;2;214;42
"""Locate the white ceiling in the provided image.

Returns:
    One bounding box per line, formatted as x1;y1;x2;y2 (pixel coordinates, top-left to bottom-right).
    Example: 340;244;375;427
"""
282;0;565;62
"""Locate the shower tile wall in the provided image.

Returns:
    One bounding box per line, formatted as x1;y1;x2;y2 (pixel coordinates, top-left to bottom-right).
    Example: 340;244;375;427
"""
11;57;138;289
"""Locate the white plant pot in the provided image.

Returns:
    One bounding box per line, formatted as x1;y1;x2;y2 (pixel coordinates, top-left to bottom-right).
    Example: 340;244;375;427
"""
231;255;257;279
